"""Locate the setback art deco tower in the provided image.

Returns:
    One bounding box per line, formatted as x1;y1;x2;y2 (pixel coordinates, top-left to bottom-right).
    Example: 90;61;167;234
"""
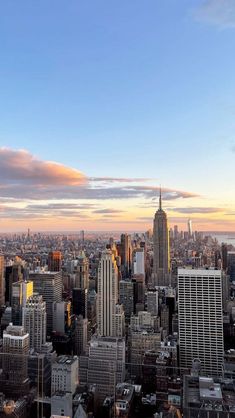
153;188;170;286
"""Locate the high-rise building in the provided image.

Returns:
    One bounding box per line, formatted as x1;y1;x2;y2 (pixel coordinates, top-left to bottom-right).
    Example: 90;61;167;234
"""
22;294;46;352
79;336;125;402
29;271;63;335
48;251;62;272
115;304;125;337
0;255;5;306
221;243;228;271
120;234;132;278
119;280;134;320
227;251;235;281
74;251;89;289
53;301;71;334
133;248;145;276
178;269;224;376
1;324;30;398
74;314;88;355
97;249;118;337
173;225;178;240
153;189;170;286
11;280;33;325
72;288;88;318
5;261;24;304
147;290;158;316
188;219;193;238
51;355;79;395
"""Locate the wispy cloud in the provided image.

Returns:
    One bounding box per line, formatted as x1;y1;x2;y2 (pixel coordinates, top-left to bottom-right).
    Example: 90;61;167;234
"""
195;0;235;29
168;207;224;214
93;208;125;214
89;177;152;183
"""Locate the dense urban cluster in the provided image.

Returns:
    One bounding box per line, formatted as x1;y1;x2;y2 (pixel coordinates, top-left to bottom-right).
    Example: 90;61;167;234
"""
0;195;235;418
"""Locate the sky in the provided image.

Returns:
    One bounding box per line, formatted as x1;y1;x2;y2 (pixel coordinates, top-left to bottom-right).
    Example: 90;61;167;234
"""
0;0;235;232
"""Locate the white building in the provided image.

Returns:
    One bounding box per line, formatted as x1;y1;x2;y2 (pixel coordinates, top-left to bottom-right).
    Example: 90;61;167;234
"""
133;248;145;276
178;269;224;376
22;294;46;352
97;249;118;337
51;355;79;395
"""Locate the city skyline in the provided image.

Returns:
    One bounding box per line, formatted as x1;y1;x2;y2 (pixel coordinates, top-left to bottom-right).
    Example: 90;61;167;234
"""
1;0;235;231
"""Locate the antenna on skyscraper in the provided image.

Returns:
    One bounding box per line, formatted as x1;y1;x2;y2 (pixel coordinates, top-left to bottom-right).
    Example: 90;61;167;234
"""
159;185;162;210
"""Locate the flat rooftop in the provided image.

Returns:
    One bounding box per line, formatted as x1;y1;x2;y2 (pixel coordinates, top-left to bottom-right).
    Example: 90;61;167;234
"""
184;375;235;413
178;268;222;277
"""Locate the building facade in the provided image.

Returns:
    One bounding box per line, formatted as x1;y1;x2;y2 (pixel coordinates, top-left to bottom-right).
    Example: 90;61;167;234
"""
178;268;224;376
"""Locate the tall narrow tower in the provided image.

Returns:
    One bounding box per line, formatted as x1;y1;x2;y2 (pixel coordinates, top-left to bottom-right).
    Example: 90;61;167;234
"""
153;188;170;286
0;255;5;306
188;218;193;238
97;249;118;337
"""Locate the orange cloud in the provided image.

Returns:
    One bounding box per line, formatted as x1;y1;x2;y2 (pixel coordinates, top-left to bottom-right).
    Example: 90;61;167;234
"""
0;147;86;186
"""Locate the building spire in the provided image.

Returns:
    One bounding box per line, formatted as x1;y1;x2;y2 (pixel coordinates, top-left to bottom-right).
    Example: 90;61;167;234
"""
159;186;162;210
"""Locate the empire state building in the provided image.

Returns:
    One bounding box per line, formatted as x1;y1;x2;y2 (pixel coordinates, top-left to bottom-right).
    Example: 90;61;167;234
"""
153;189;170;286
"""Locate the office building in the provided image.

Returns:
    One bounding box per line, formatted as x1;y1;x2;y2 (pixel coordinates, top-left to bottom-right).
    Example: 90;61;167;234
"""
74;251;89;289
53;301;71;334
51;392;73;418
97;249;118;337
72;288;88;318
178;269;224;376
51;355;79;395
29;270;63;335
0;255;5;306
115;304;125;337
5;261;24;304
11;280;33;325
1;324;30;398
79;336;125;402
133;248;145;276
119;280;134;320
221;243;228;271
147;290;158;316
48;251;62;272
120;234;132;278
183;375;235;417
153;189;170;286
228;251;235;281
22;294;46;352
74;315;88;356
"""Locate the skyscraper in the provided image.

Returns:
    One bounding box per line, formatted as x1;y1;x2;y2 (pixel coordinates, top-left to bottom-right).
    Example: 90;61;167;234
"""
11;280;33;325
22;294;47;352
0;255;4;306
120;233;132;278
74;251;89;289
1;324;30;398
188;219;193;238
97;249;118;337
178;269;224;376
29;271;63;335
48;251;62;272
153;189;170;286
79;335;125;402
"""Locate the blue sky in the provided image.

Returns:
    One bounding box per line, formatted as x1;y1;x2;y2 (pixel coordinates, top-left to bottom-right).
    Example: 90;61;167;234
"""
0;0;235;231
